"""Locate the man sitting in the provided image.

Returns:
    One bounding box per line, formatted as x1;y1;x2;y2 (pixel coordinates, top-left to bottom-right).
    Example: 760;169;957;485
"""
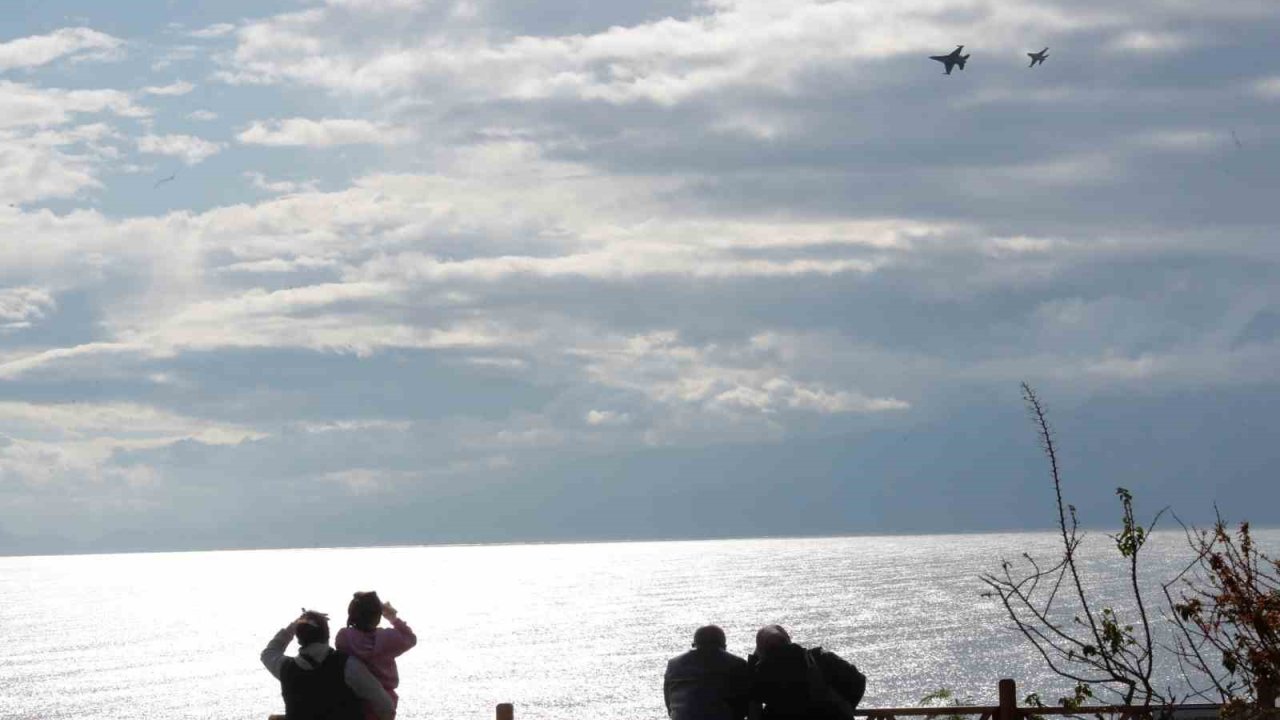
261;609;395;720
748;625;865;720
665;625;751;720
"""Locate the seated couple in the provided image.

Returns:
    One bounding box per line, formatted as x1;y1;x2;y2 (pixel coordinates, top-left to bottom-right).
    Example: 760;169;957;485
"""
665;624;866;720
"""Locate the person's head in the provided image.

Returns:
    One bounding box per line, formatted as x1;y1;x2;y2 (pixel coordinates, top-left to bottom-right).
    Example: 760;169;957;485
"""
755;624;791;657
295;610;330;647
347;591;382;632
692;625;727;650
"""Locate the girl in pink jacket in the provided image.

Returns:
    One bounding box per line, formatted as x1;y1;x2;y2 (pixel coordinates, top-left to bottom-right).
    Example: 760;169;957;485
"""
336;591;417;717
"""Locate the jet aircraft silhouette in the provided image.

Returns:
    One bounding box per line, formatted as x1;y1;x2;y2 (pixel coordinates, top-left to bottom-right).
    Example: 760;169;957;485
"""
1027;47;1049;67
930;45;969;75
154;172;177;189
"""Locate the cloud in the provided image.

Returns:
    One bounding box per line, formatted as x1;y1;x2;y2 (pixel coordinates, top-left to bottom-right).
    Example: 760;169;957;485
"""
1107;30;1192;53
213;0;1110;101
585;409;630;426
0;28;123;72
136;133;225;164
0;401;265;446
0;287;55;329
1252;76;1280;100
325;0;428;10
577;331;909;428
243;171;318;194
5;0;1280;551
190;23;237;39
236;117;413;146
142;80;195;96
0;81;148;128
1133;129;1222;152
0;123;123;202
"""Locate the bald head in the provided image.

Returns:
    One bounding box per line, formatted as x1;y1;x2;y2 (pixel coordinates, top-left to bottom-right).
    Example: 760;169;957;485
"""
755;624;791;655
692;625;726;649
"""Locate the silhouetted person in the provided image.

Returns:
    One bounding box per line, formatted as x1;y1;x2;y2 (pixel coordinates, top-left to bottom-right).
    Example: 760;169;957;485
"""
261;609;395;720
337;591;417;719
665;625;750;720
747;625;865;720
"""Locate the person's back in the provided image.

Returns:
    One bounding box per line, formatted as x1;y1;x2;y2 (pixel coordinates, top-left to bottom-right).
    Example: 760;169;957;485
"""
261;609;394;720
280;649;362;720
335;591;417;717
748;625;864;720
749;640;812;720
665;625;750;720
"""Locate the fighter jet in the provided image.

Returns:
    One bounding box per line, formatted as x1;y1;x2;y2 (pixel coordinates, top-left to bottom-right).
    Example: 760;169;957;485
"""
1027;47;1049;67
153;172;177;189
930;45;969;75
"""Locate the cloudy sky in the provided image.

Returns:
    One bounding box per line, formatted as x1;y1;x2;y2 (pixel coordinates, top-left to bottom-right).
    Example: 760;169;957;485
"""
1;0;1277;554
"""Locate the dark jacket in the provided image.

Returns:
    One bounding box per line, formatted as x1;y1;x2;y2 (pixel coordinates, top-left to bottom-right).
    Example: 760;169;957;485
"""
749;643;865;720
665;647;751;720
280;649;363;720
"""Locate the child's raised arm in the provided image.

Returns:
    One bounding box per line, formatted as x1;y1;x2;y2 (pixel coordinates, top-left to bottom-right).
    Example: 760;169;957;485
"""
378;600;418;656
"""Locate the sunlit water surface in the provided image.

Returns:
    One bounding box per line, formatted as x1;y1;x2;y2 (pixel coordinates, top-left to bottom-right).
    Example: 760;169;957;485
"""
3;530;1277;720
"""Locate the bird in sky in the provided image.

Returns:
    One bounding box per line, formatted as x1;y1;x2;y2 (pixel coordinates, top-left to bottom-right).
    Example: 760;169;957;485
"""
154;172;178;189
1027;47;1049;67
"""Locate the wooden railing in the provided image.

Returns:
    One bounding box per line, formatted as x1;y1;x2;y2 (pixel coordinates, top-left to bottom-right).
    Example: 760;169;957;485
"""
852;680;1223;720
270;676;1242;720
493;678;1226;720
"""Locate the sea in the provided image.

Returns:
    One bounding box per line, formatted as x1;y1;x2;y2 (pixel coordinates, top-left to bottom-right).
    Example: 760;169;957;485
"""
2;529;1276;720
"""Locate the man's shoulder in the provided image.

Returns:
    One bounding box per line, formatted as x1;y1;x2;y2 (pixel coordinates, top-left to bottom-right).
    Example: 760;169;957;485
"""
668;648;746;669
667;649;697;669
811;647;845;664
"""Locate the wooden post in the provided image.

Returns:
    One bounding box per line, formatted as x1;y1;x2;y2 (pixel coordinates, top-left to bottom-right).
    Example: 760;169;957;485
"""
497;703;515;720
998;679;1018;720
1258;674;1277;709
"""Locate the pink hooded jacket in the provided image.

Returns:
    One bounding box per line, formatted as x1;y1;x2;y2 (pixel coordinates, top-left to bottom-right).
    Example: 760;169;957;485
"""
336;617;417;706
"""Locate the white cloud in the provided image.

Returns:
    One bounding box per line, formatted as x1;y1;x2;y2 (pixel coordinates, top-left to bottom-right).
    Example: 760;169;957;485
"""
585;409;631;427
151;44;199;72
215;0;1110;102
325;0;426;10
136;133;225;164
236;117;413;146
0;287;55;329
0;123;123;202
243;171;318;194
1107;30;1191;53
1252;76;1280;100
0;81;148;128
190;23;237;39
578;331;910;425
0;28;123;72
142;80;195;96
319;468;418;495
1133;129;1222;152
187;109;218;121
218;256;338;274
0;401;265;446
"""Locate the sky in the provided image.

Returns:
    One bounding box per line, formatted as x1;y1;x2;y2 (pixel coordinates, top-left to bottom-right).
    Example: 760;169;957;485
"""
1;0;1278;555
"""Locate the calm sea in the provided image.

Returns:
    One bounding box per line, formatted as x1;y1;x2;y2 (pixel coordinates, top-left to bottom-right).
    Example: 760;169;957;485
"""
2;530;1276;720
